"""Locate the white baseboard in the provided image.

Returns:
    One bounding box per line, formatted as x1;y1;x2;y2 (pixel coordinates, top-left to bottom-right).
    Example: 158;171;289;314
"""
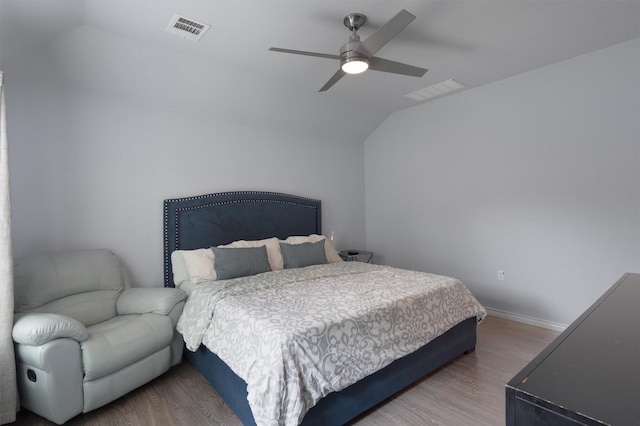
485;307;568;332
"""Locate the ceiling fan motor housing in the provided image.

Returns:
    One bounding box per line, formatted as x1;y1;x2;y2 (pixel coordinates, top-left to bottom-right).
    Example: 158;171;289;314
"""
340;36;369;72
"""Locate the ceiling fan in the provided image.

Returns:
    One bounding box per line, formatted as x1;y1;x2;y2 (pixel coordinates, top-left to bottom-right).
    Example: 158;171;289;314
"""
269;9;428;92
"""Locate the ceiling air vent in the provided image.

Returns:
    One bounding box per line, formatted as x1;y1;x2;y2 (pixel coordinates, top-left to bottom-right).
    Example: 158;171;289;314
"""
405;79;466;102
166;14;210;41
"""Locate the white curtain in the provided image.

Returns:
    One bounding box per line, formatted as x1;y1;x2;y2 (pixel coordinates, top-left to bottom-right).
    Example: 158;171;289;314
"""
0;71;17;424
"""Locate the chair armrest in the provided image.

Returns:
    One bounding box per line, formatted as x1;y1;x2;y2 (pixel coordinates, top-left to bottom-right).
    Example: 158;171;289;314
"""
13;313;88;346
116;287;186;316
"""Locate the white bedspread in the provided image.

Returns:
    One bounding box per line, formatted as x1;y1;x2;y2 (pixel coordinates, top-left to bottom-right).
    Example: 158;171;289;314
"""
177;262;486;426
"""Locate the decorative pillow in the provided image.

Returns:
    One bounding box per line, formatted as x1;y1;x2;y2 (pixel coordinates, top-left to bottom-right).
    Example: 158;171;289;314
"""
211;246;271;280
283;234;342;263
171;248;216;284
220;237;284;271
280;240;328;269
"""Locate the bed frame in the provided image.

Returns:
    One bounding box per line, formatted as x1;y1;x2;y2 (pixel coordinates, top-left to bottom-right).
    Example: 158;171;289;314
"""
163;190;477;425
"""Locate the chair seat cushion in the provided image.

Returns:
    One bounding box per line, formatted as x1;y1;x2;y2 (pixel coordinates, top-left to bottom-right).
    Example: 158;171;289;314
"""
81;314;173;381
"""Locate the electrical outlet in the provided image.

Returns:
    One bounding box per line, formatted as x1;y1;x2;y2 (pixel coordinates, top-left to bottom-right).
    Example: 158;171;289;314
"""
497;270;505;280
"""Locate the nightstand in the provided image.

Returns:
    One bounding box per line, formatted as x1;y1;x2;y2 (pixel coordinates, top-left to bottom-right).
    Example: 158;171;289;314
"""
339;250;373;263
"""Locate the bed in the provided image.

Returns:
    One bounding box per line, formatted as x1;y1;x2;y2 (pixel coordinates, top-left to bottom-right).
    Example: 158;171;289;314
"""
163;190;486;426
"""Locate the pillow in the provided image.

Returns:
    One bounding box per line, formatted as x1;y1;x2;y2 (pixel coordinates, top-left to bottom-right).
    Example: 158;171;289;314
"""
283;234;342;263
220;237;284;271
171;248;216;284
211;246;271;280
170;251;189;285
280;240;328;269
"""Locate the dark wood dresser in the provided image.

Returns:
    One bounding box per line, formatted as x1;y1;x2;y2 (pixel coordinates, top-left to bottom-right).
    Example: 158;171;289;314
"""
506;273;640;425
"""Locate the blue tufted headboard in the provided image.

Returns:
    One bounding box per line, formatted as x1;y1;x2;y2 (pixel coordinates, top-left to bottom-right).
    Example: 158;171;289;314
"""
163;191;322;287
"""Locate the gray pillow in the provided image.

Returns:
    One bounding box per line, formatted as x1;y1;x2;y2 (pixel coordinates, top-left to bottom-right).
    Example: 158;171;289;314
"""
280;240;328;269
211;246;271;280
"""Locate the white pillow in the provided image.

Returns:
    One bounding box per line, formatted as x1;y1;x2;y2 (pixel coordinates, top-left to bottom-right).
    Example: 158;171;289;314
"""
283;234;342;263
171;248;216;285
170;251;189;285
220;237;284;270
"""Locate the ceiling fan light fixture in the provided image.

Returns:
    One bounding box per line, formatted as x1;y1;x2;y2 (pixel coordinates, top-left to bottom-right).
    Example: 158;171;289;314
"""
341;57;369;74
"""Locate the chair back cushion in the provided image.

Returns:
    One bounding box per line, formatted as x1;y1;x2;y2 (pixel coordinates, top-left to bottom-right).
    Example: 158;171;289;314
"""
14;249;124;326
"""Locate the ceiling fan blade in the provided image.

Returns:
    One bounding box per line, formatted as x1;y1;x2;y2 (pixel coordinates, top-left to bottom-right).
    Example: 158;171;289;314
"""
359;9;415;56
269;47;340;60
319;69;346;92
368;56;427;77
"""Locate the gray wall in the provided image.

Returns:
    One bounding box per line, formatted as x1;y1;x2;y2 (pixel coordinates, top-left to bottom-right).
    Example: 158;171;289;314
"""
7;81;367;287
1;6;376;289
4;11;638;326
364;38;640;326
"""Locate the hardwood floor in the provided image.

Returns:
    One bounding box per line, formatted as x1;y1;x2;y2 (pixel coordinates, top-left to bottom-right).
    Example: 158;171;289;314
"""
12;316;558;426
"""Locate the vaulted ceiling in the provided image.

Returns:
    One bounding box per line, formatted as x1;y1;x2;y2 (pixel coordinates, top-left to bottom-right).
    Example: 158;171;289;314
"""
2;0;640;141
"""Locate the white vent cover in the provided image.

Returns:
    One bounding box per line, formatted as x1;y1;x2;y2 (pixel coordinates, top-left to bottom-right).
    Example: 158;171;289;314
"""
166;14;210;41
405;79;466;101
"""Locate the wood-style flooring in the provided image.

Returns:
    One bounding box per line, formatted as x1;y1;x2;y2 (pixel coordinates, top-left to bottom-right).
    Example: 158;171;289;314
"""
12;316;559;426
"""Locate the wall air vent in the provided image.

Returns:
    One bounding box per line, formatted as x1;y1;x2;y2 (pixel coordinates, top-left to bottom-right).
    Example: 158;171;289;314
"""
166;14;210;41
405;79;466;102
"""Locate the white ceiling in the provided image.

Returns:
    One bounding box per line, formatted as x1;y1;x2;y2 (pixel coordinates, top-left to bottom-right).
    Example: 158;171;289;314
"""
2;0;640;141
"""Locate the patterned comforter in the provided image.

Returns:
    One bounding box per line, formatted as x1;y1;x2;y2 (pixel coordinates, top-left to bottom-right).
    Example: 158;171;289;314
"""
177;262;486;426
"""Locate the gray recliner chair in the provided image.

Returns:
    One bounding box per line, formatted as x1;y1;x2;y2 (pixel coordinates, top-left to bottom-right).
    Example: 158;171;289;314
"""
12;248;186;424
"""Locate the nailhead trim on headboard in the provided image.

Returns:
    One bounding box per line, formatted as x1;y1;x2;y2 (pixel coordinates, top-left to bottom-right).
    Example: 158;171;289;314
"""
163;191;321;287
